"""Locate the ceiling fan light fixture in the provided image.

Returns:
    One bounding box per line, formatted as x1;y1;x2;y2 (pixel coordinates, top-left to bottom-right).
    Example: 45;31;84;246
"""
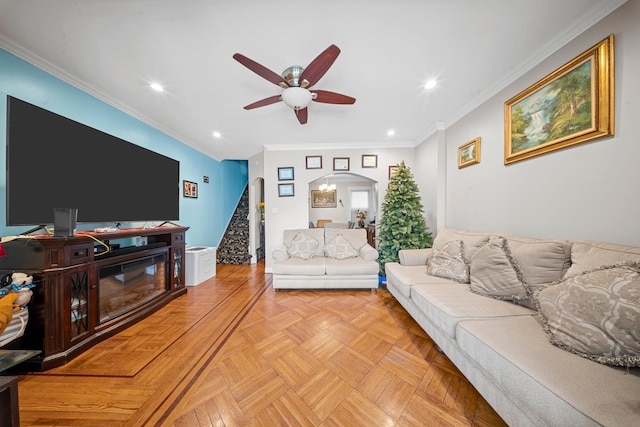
281;87;313;110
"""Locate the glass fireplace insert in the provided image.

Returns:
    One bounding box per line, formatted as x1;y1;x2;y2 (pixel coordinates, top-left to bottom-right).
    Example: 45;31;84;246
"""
98;253;168;323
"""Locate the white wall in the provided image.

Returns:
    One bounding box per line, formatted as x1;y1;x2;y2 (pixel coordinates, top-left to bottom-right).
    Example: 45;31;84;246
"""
418;0;640;245
414;129;442;233
263;147;415;271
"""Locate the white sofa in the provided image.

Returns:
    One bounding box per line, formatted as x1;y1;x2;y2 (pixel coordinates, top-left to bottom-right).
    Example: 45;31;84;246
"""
385;228;640;427
272;228;379;289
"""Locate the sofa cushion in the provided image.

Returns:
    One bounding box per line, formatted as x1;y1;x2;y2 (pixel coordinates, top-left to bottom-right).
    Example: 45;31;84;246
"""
410;284;534;339
535;262;640;368
565;240;640;278
359;244;379;262
398;248;432;266
502;234;572;286
470;237;528;301
287;232;320;260
272;249;289;262
385;262;458;298
324;257;379;276
271;257;326;275
426;240;469;283
456;316;640;427
433;228;491;262
324;234;359;260
283;228;325;257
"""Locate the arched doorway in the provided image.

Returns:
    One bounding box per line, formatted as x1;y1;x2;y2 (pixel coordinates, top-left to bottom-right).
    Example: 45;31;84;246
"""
308;173;378;237
249;176;264;263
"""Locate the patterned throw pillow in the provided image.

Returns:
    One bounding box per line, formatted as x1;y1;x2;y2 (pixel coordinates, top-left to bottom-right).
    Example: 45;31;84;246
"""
287;232;319;260
426;240;469;283
469;238;529;301
324;234;359;260
535;262;640;368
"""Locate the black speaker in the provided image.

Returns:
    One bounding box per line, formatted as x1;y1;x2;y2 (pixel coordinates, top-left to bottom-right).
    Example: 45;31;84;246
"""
53;208;77;237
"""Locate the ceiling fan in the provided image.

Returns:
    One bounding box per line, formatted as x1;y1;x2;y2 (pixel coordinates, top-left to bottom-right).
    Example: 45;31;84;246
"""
233;44;356;124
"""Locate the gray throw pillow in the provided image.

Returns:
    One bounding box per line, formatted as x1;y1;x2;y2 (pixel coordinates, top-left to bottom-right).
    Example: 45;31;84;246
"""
535;262;640;368
324;234;359;260
470;238;529;301
287;232;319;260
426;240;469;283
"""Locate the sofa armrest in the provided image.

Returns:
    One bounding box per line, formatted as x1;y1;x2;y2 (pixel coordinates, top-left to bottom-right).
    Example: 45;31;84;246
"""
272;248;290;261
359;244;379;261
398;248;432;266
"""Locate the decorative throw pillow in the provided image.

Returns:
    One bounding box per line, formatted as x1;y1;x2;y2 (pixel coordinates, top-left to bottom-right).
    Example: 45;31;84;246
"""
287;232;319;260
469;238;528;301
324;234;359;260
535;262;640;368
426;240;469;283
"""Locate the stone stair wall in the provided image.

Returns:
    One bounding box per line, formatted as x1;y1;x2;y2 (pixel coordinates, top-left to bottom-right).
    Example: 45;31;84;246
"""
216;185;252;265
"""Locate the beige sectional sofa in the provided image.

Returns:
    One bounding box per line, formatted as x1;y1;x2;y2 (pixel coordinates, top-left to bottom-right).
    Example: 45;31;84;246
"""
272;228;379;289
385;228;640;427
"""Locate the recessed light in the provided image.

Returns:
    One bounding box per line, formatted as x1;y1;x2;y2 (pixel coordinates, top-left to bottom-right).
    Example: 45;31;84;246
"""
212;131;222;138
424;79;437;89
150;82;164;92
387;129;395;136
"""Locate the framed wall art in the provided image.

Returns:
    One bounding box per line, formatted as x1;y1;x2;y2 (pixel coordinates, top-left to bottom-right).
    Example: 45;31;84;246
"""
504;34;614;165
311;190;337;208
278;183;294;197
362;154;378;168
306;155;322;169
333;157;350;171
277;167;294;181
458;137;481;169
388;165;399;179
183;180;198;198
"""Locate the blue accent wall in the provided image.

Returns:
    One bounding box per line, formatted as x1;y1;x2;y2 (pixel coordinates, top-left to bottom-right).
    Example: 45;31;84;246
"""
0;49;247;247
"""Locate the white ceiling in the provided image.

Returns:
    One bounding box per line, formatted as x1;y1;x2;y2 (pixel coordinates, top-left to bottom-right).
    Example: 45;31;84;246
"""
0;0;627;161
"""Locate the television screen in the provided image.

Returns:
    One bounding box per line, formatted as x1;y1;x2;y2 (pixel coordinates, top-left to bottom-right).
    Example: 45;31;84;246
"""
6;96;180;226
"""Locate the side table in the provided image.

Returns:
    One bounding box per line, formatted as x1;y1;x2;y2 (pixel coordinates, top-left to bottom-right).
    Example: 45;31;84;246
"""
1;349;41;427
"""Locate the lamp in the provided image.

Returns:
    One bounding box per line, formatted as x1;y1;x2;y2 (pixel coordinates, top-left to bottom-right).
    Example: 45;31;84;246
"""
281;87;313;110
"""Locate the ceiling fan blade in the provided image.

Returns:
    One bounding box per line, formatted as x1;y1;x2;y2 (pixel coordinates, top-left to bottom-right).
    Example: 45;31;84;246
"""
312;90;356;105
295;107;308;125
299;44;340;88
243;95;282;110
233;53;289;87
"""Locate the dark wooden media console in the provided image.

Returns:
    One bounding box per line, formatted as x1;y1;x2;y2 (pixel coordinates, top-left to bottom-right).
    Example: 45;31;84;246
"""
0;226;188;371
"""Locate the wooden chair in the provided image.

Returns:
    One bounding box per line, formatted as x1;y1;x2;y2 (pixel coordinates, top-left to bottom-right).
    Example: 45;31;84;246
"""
316;219;332;228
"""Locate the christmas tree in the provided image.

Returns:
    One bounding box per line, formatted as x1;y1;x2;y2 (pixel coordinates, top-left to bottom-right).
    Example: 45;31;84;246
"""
377;161;432;276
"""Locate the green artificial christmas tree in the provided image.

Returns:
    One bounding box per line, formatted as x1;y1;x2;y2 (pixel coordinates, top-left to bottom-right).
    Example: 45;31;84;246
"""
377;161;432;276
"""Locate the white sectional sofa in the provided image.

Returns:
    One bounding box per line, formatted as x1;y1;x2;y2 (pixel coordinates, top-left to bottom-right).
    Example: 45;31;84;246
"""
385;228;640;427
272;228;379;289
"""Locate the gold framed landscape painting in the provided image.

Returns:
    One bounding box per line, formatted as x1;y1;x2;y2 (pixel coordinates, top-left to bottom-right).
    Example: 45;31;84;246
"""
458;137;481;168
504;34;614;165
311;190;337;208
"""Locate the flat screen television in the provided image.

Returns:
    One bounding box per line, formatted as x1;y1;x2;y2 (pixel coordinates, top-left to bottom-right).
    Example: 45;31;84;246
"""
6;96;180;226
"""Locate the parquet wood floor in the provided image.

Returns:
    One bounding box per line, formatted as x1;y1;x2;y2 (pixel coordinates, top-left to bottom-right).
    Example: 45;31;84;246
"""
16;262;507;426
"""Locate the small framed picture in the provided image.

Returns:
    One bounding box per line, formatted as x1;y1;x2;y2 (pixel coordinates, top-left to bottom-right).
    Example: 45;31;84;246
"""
458;137;481;169
362;154;378;168
306;155;322;169
388;165;399;179
278;183;295;197
311;190;337;208
278;167;294;181
333;157;350;171
183;180;198;198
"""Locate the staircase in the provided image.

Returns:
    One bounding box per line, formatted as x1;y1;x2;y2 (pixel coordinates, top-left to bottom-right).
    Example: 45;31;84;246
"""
216;186;252;265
